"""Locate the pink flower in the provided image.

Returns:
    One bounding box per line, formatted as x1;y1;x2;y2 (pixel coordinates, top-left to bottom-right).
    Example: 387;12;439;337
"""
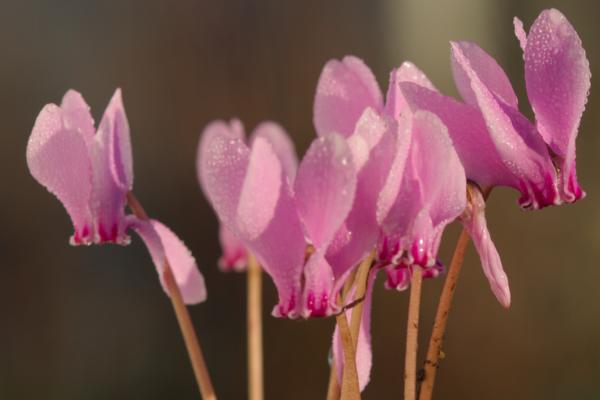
197;120;298;273
376;111;467;286
198;119;360;318
27;89;206;304
400;9;590;210
315;56;510;391
314;55;508;304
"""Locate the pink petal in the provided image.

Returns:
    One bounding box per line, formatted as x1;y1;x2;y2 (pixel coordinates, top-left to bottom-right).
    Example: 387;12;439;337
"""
248;182;306;318
250;121;298;183
326;111;397;278
450;41;518;108
197;120;250;228
60;90;95;145
218;224;247;272
450;43;560;209
294;133;356;249
384;61;436;119
333;270;376;392
104;89;134;192
409;111;466;228
131;218;207;305
376;113;412;227
237;138;282;240
26;104;94;244
513;17;528;52
524;9;590;202
399;82;514;191
91;91;132;244
314;56;383;138
461;188;510;307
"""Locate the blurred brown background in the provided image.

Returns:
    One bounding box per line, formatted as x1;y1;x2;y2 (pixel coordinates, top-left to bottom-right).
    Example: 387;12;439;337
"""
2;0;599;398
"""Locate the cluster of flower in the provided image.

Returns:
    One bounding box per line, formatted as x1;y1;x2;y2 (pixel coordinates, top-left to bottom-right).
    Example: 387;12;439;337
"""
26;8;589;394
203;11;588;314
198;8;590;389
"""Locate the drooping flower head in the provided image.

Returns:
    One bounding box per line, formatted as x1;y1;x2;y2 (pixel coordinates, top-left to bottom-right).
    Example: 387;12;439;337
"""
27;89;206;304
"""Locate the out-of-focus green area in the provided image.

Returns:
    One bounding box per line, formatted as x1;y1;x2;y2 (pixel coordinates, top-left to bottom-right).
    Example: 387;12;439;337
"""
2;1;598;398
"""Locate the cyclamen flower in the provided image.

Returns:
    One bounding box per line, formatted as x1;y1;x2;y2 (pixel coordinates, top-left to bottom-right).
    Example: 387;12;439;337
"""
376;111;466;289
400;8;590;210
199;119;361;318
27;89;206;304
205;120;298;272
314;55;508;305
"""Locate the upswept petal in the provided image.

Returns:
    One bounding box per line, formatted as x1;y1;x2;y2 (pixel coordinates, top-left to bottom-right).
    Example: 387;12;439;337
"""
523;9;590;202
513;17;528;52
198;120;250;228
314;56;383;138
218;225;247;272
333;270;376;392
60;90;95;145
326;110;397;278
104;89;133;192
294;133;356;249
376;113;412;227
451;43;560;209
250;121;298;183
409;110;466;227
246;180;306;318
385;62;436;119
91;91;131;244
131;217;207;305
237;137;282;240
450;41;518;108
27;104;94;244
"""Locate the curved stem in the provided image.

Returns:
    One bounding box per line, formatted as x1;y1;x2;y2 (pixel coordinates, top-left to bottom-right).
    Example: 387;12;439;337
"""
127;192;217;400
418;227;470;400
247;254;264;400
404;267;423;400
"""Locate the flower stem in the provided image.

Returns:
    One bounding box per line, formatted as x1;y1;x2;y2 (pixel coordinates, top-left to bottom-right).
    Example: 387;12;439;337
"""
126;193;217;400
247;253;264;400
326;267;358;400
404;267;423;400
326;360;341;400
337;309;360;400
349;251;375;347
418;227;470;400
164;265;217;400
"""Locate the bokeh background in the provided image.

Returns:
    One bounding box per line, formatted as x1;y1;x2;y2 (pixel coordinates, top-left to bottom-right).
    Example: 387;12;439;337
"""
2;0;599;398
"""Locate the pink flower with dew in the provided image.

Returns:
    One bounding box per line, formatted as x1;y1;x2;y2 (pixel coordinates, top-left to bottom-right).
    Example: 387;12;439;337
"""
26;89;206;305
198;120;359;318
198;120;298;273
314;57;431;289
400;9;590;210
